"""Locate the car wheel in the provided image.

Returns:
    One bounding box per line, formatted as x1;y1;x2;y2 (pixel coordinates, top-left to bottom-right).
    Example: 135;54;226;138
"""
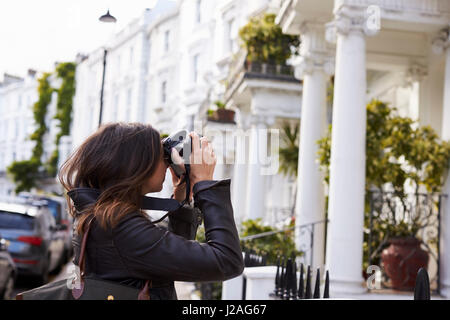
1;274;15;300
51;251;65;275
36;257;49;286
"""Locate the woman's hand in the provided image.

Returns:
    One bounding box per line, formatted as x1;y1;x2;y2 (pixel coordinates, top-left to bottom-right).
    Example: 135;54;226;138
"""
168;133;216;202
169;149;188;202
189;132;216;186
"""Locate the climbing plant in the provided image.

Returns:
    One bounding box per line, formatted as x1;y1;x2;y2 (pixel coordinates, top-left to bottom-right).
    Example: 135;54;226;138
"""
7;72;53;193
7;62;76;192
46;62;76;177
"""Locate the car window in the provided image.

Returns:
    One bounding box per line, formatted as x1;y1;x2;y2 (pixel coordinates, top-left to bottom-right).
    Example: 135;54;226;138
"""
45;200;61;222
38;211;53;232
0;210;35;230
47;211;56;228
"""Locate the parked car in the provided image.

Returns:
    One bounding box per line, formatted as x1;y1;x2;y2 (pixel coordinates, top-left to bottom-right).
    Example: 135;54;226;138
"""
18;193;73;263
0;201;67;285
0;235;16;300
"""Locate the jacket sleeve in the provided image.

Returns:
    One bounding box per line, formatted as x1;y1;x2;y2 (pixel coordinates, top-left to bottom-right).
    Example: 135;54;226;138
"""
112;179;244;282
167;204;203;240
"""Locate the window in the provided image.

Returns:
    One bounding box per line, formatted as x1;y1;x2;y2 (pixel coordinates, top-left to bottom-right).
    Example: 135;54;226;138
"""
193;54;200;83
127;88;132;106
15;118;20;139
225;18;237;54
164;30;170;53
117;55;121;74
113;94;119;122
148;41;152;71
161;81;167;104
126;89;133;122
196;0;202;24
0;211;35;230
129;46;134;66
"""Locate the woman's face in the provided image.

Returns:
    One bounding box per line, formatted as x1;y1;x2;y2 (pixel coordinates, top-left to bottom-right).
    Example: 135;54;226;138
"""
142;150;169;195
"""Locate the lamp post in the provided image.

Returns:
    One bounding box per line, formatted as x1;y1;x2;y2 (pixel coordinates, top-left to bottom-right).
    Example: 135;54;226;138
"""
98;9;117;127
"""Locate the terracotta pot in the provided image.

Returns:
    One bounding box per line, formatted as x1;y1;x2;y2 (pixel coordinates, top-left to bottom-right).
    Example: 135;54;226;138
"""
215;109;235;123
381;237;429;290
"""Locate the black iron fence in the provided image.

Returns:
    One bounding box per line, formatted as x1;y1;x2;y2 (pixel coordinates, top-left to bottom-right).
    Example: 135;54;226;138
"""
367;191;445;293
271;256;330;300
240;219;328;267
199;219;327;300
414;268;431;300
241;249;268;300
198;249;267;300
243;248;268;267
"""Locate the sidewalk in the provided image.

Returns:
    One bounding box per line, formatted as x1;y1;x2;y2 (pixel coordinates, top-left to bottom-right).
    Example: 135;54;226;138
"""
175;282;199;300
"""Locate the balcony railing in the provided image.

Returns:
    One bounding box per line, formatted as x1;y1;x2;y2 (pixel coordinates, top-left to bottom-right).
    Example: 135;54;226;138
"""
224;49;298;103
343;0;450;15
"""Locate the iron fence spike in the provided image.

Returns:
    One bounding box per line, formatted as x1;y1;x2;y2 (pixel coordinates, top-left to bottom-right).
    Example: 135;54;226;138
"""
298;264;304;299
305;265;312;299
313;268;321;299
323;270;330;299
291;261;298;300
414;268;430;300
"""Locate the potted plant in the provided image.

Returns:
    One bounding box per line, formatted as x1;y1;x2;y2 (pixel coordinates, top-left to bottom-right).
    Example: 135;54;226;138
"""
207;101;235;123
238;13;300;68
377;202;430;290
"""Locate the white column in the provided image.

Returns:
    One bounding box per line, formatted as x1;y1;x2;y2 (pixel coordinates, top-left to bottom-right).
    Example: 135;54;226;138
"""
231;114;250;227
295;23;333;269
245;115;268;221
324;8;375;295
434;27;450;298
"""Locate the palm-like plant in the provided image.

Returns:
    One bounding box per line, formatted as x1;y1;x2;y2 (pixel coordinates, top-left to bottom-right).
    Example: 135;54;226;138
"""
279;122;300;177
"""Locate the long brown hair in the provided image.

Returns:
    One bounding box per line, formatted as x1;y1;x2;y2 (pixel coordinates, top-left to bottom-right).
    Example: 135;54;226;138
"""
58;122;162;234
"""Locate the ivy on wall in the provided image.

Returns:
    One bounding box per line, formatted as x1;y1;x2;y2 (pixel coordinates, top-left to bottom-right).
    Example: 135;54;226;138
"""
46;62;76;177
7;61;76;193
7;72;53;193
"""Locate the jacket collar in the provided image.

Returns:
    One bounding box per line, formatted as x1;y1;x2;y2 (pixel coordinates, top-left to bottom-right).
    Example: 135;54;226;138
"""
67;187;182;213
67;188;102;212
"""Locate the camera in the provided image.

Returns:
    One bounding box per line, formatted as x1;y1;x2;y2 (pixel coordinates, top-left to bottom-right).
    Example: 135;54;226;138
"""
162;130;202;178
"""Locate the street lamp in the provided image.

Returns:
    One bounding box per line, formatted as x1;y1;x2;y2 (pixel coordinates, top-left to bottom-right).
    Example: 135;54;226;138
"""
98;9;117;127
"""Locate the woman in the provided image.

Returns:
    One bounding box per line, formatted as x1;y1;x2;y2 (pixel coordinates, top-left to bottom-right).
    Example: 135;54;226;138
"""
58;122;244;300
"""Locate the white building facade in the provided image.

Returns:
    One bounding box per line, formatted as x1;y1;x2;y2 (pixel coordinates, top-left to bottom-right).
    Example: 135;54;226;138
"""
71;0;298;220
276;0;450;297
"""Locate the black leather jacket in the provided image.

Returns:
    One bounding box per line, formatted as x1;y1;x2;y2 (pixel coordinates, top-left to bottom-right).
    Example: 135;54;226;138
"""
69;179;244;300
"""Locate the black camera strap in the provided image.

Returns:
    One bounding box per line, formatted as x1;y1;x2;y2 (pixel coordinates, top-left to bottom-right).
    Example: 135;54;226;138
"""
68;187;187;225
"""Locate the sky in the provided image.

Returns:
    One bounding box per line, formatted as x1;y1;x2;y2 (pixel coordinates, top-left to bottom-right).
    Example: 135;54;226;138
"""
0;0;158;81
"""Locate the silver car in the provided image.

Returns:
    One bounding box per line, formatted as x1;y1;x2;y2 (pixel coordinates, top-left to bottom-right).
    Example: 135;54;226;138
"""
0;236;16;299
0;202;66;285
